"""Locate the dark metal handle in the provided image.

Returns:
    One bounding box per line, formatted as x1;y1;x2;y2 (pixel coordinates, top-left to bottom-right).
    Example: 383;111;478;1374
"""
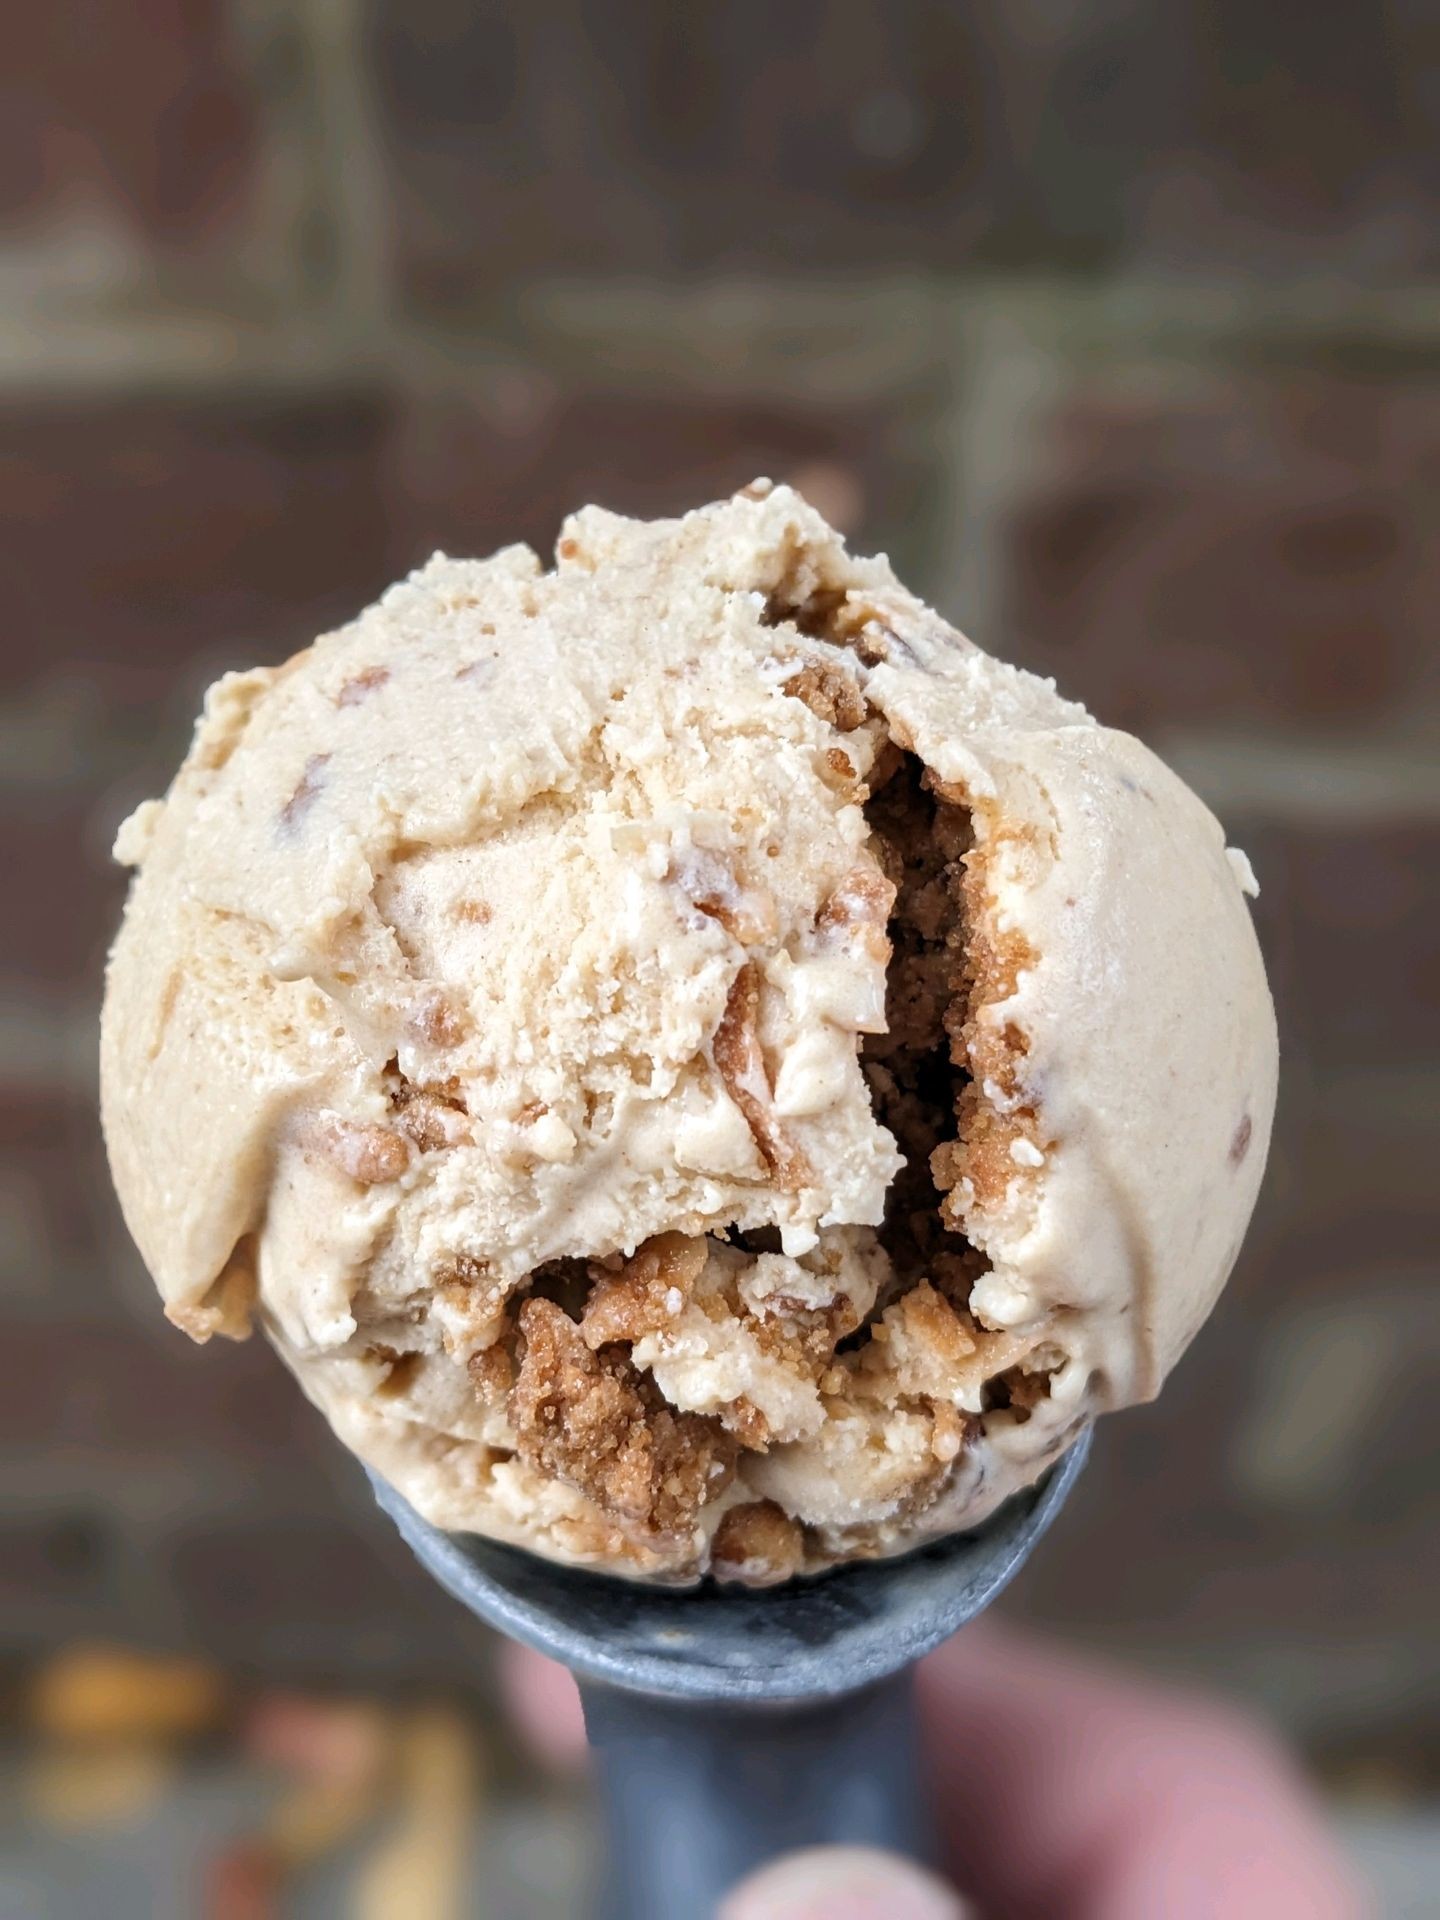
580;1669;930;1920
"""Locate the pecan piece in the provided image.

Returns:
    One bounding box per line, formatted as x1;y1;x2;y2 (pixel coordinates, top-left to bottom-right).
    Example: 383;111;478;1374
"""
711;1500;804;1586
712;963;812;1191
782;660;866;731
304;1112;409;1184
581;1234;708;1349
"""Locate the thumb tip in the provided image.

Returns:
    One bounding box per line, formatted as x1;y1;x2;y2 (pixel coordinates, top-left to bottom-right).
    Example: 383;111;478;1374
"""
719;1846;967;1920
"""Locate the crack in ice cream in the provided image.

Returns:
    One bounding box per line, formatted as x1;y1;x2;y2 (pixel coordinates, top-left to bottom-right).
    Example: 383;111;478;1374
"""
101;483;1277;1583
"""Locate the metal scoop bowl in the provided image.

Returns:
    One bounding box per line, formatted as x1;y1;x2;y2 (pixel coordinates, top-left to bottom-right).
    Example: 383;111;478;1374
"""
369;1428;1089;1918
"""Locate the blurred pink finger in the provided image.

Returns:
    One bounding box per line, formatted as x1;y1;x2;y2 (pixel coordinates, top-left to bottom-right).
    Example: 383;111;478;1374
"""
499;1640;587;1770
918;1620;1370;1920
720;1845;967;1920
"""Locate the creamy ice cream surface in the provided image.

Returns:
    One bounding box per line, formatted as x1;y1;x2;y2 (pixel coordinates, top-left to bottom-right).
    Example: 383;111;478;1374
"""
101;483;1277;1583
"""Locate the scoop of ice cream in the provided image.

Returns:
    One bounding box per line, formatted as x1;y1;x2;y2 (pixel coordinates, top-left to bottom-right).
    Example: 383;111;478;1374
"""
100;482;1277;1583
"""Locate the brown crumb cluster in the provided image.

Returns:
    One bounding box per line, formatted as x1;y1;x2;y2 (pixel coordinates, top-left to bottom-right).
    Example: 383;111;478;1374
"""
730;1264;864;1396
817;865;895;963
394;1096;462;1153
435;1253;511;1350
580;1234;708;1347
405;987;466;1049
441;684;1052;1579
931;802;1045;1219
854;1280;1047;1413
783;660;867;732
509;1299;737;1539
303;1112;410;1185
467;1339;515;1403
388;1068;470;1152
858;756;977;1287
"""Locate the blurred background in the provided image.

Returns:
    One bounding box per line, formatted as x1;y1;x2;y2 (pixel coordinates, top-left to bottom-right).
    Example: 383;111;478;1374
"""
2;2;1437;1914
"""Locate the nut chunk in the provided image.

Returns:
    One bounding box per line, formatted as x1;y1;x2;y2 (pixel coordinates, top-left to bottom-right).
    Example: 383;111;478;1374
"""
713;963;812;1191
581;1232;708;1349
783;661;866;732
711;1499;804;1586
511;1300;736;1538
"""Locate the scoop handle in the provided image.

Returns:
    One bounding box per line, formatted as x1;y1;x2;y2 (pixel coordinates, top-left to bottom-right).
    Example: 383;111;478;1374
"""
579;1668;929;1919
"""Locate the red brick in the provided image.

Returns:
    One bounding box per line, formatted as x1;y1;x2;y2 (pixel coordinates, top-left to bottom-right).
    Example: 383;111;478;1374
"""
6;0;1431;291
1241;817;1439;1072
1002;807;1440;1665
0;792;125;992
0;1314;316;1463
1013;1285;1438;1658
383;380;938;582
0;1091;115;1286
1240;1077;1434;1316
370;3;998;294
1129;0;1438;279
369;1;1436;295
0;393;395;703
3;0;259;245
0;1511;113;1609
166;1515;466;1650
1002;372;1440;734
1006;1044;1438;1656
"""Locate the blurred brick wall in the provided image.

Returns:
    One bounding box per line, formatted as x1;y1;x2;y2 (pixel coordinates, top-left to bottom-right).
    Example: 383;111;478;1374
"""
3;0;1437;1780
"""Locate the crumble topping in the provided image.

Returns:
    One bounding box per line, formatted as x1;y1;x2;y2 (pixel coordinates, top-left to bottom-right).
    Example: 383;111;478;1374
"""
509;1298;737;1540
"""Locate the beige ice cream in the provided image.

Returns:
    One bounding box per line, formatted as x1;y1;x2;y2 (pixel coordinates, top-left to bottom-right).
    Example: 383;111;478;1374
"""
101;482;1277;1584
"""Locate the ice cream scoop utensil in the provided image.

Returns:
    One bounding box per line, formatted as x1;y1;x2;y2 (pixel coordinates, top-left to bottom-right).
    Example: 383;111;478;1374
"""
369;1428;1089;1918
